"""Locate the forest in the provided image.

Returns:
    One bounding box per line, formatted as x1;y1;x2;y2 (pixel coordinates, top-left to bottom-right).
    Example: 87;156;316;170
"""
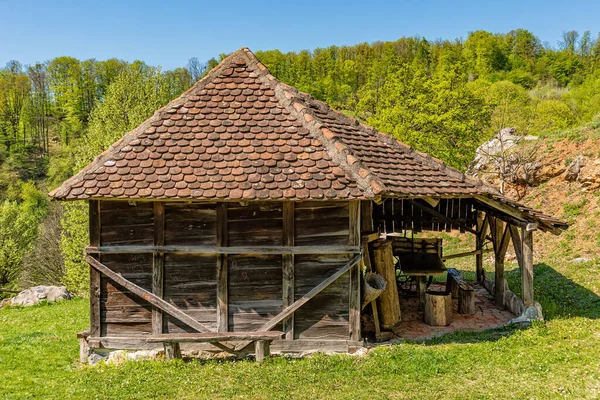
1;29;600;295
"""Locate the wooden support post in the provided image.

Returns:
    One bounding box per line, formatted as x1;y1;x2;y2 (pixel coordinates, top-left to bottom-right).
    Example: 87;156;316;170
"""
361;200;374;233
348;201;362;342
475;211;487;282
216;203;228;332
152;202;165;335
255;340;267;362
521;227;534;307
88;200;101;338
417;276;427;311
490;217;510;308
371;240;400;328
164;342;181;360
282;202;295;340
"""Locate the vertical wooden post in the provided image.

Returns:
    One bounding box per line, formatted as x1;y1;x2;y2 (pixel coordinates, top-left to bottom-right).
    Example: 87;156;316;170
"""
255;340;267;362
475;211;486;282
361;200;374;233
152;202;165;334
164;343;181;360
348;201;361;341
88;200;101;338
521;227;534;307
490;217;510;308
282;202;295;340
216;203;228;332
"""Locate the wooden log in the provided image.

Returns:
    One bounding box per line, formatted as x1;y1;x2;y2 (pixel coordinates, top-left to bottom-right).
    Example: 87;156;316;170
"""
361;200;374;233
164;342;181;360
282;202;294;340
490;217;510;308
521;227;534;306
423;291;452;326
348;201;361;342
371;240;400;328
89;200;101;338
458;290;476;315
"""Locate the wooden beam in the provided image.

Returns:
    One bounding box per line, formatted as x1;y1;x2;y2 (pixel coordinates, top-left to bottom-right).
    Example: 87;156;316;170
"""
88;200;101;338
409;200;478;235
147;331;285;343
348;201;361;342
216;202;228;332
152;202;165;335
282;201;294;340
521;227;534;306
86;245;361;255
475;211;487;282
509;224;522;266
234;254;362;351
442;247;494;261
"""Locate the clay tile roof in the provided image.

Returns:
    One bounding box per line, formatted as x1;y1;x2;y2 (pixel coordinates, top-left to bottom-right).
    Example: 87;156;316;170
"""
49;47;566;233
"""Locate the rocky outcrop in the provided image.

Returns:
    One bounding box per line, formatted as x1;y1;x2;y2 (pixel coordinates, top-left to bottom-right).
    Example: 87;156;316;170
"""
578;158;600;190
7;286;71;307
564;155;584;182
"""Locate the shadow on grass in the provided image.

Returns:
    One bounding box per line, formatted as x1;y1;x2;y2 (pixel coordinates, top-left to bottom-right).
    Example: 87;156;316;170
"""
506;262;600;320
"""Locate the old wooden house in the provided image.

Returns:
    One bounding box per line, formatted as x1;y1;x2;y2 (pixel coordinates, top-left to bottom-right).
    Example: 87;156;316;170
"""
50;48;567;361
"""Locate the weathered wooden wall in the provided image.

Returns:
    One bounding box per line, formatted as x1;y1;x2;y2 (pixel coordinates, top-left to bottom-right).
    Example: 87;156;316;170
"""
95;200;357;345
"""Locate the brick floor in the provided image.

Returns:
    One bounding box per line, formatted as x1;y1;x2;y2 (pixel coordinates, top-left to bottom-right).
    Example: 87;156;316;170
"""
390;282;515;341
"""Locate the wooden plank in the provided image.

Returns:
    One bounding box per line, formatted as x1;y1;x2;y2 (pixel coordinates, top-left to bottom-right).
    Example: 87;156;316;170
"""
216;202;228;332
152;202;165;335
348;201;361;342
255;340;266;362
282;201;294;340
86;245;361;255
89;200;101;338
234;254;362;351
509;224;523;266
147;331;284;342
521;227;534;306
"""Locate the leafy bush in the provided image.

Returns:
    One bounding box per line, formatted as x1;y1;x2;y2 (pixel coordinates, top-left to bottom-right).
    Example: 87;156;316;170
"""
0;182;47;289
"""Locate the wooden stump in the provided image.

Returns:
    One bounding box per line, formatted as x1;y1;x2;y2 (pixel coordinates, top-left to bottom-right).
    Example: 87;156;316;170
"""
371;240;400;329
423;291;452;326
458;290;476;315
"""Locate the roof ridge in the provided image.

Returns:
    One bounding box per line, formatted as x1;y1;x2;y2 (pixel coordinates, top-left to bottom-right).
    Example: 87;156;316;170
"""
50;48;259;199
293;95;499;197
258;76;387;200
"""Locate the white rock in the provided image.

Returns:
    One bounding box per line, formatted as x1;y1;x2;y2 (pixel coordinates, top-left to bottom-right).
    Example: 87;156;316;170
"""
11;286;71;307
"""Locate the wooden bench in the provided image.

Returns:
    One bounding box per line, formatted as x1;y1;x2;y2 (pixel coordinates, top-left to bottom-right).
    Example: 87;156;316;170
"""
446;268;476;315
147;331;285;362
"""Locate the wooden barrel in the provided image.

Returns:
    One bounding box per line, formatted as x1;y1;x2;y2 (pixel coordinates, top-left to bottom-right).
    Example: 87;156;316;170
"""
371;240;401;328
423;291;452;326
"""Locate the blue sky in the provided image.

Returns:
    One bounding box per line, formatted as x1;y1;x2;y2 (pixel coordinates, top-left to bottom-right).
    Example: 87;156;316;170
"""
1;0;598;70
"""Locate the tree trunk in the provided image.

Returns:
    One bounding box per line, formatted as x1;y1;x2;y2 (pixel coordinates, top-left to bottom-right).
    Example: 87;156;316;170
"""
371;240;401;329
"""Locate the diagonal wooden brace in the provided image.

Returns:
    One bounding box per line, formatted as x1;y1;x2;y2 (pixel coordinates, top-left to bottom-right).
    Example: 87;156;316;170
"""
85;255;234;353
234;253;363;351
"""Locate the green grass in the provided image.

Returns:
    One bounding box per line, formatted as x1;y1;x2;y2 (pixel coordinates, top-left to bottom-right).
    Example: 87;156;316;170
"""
1;260;599;399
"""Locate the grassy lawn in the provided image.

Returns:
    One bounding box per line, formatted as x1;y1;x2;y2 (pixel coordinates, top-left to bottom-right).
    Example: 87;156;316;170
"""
1;258;599;399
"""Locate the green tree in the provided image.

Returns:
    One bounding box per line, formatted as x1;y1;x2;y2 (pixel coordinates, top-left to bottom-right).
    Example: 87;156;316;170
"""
60;62;179;294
